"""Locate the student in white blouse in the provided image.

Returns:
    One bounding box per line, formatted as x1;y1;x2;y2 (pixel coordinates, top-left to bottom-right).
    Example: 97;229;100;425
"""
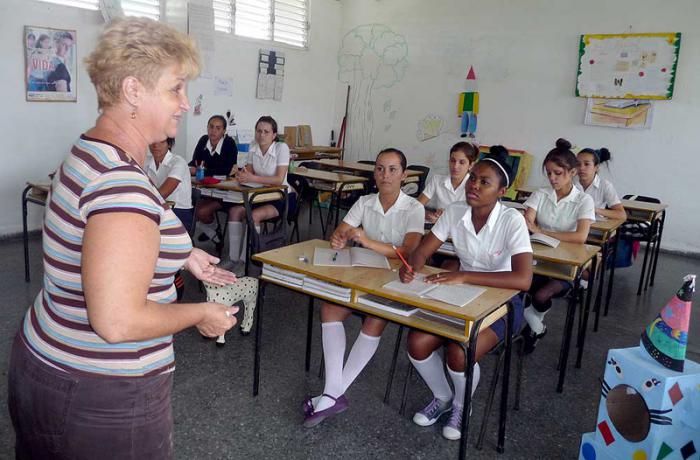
226;116;294;266
302;148;424;428
145;138;194;231
575;147;626;220
417;141;478;223
399;150;533;440
522;138;595;353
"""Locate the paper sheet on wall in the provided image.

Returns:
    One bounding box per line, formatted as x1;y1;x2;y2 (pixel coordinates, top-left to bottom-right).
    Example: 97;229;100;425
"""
256;49;285;100
214;76;233;97
188;3;215;79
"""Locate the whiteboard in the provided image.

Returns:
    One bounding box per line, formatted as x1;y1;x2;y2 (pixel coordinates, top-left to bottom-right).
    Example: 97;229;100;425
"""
576;33;681;100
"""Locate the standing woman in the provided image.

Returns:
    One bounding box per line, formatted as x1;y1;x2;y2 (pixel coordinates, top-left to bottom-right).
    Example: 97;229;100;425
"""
417;141;478;223
225;116;295;266
303;148;424;427
8;18;238;459
399;149;532;440
575;147;626;220
146;137;194;232
521;138;595;353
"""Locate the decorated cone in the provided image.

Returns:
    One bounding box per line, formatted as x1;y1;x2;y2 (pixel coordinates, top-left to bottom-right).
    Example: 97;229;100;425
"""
641;274;695;372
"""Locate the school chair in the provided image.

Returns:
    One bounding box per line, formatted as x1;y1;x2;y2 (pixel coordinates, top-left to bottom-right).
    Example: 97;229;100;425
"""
243;189;289;276
619;194;664;296
287;173;313;243
404;165;430;198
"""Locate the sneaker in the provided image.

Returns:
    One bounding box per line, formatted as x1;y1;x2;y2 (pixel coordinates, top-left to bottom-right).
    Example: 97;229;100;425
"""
412;398;452;427
442;404;465;440
522;323;547;355
302;394;348;428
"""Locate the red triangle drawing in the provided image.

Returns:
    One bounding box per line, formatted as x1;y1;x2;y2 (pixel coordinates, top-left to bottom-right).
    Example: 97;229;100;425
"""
466;66;476;80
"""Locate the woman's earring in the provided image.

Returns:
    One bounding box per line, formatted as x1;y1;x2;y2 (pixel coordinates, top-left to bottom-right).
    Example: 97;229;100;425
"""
131;110;137;120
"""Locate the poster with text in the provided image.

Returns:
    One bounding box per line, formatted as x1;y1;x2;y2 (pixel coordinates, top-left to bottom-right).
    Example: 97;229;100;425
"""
25;26;77;102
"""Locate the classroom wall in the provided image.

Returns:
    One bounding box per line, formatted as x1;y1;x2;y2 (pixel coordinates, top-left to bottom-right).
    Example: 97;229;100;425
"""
337;0;700;254
0;0;342;237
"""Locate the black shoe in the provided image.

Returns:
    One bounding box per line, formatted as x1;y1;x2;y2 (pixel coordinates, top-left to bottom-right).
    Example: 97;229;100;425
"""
197;233;211;242
522;323;547;355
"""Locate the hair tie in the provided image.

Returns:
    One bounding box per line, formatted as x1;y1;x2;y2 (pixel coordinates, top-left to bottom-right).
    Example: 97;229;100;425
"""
481;158;510;187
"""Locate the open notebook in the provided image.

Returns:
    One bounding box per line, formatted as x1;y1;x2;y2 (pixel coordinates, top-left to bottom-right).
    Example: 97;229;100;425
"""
530;233;560;248
313;247;390;269
383;274;485;307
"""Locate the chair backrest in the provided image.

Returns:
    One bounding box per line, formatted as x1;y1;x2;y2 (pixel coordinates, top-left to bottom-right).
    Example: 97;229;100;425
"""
245;189;288;256
406;165;430;197
298;161;323;170
287;173;312;222
622;194;661;204
620;194;661;240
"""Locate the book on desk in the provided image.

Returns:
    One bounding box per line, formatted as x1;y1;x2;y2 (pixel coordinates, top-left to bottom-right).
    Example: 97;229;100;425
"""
313;247;390;269
530;233;560;248
383;275;486;308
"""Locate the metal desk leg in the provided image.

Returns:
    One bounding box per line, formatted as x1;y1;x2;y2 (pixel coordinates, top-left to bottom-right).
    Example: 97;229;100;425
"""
22;186;31;282
557;277;581;392
576;256;597;368
253;281;268;396
604;236;619;317
497;301;515;454
458;318;484;460
593;243;607;332
383;326;404;404
305;296;315;372
649;211;665;287
636;222;654;296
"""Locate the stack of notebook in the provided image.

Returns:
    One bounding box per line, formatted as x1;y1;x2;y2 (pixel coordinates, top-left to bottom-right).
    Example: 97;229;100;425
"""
439;241;456;255
261;264;305;288
302;277;352;303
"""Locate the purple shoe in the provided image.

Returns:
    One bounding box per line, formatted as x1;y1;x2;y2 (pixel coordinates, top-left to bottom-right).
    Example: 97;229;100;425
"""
302;397;314;416
302;394;348;428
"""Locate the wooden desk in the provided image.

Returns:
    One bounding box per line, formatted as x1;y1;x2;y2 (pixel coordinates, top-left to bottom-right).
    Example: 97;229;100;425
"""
290;146;343;160
515;184;540;202
252;239;519;458
531;241;600;392
586;218;625;331
621;199;668;296
292;167;367;237
313;159;424;178
22;180;51;282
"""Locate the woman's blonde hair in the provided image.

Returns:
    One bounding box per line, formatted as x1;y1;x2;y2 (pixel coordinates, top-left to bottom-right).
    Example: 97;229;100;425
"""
85;17;200;110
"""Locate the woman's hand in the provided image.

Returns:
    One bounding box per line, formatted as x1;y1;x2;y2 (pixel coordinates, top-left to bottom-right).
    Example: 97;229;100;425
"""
196;303;239;337
526;219;541;234
399;264;417;283
237;169;255;184
346;228;369;247
184;248;237;286
426;209;444;223
330;231;347;249
425;271;464;285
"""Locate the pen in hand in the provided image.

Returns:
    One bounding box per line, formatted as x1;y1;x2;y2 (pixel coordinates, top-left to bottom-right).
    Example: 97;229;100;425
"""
392;245;413;274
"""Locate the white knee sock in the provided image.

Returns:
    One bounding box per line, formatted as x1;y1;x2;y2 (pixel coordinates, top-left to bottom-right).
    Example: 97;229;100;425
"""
523;306;547;334
448;363;480;409
199;221;217;238
227;222;243;262
341;332;381;394
315;322;346;412
409;351;453;402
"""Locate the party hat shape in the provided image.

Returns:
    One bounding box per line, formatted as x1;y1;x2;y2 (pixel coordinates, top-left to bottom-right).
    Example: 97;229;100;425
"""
641;274;695;372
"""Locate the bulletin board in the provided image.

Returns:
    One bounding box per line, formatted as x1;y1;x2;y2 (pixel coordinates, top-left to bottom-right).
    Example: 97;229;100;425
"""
575;33;681;100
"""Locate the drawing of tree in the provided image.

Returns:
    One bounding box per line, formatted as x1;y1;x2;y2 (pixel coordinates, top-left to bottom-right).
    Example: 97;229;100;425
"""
338;24;408;160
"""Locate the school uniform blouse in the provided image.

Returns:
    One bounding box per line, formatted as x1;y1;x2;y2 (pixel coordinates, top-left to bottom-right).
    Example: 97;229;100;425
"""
188;135;238;177
574;175;621;210
145;151;193;210
431;201;532;272
421;173;469;209
246;141;290;187
524;186;595;232
343;191;424;247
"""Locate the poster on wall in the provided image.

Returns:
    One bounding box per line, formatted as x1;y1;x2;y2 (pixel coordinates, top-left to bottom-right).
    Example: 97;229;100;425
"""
24;26;77;102
576;33;681;100
256;49;284;101
584;98;653;130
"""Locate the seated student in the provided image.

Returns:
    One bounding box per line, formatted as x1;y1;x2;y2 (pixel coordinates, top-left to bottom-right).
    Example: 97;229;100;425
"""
303;148;424;428
521;138;595;353
575;147;626;220
417;141;478;223
224;116;295;268
399;149;532;441
191;115;238;243
145;138;194;232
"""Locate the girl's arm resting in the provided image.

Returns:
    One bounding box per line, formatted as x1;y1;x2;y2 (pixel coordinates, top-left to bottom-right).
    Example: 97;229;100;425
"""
157;177;180;200
329;222;353;249
407;232;443;269
596;204;627;220
82;213;233;343
243;165;288;186
357;231;423;259
430;252;533;291
540;219;593;244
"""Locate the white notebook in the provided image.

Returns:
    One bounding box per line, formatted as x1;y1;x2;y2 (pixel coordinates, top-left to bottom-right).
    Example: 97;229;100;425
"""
313;247;390;269
383;276;485;307
530;233;560;248
357;294;419;317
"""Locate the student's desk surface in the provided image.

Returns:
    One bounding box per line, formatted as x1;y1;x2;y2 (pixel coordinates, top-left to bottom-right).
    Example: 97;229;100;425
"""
531;242;600;281
290;146;343;160
292;167;368;184
620;199;667;219
195;179;287;194
253;239;518;341
313;159;425;177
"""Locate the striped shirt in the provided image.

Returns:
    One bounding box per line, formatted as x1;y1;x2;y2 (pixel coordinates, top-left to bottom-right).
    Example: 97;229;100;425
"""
20;135;192;378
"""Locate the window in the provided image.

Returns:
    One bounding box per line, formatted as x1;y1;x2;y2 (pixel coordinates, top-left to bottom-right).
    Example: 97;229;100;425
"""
214;0;308;48
121;0;160;20
36;0;99;10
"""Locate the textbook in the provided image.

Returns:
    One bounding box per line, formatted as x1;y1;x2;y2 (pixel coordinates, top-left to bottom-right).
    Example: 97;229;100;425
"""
313;247;390;269
530;233;560;248
383;276;485;307
357;294;419;317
